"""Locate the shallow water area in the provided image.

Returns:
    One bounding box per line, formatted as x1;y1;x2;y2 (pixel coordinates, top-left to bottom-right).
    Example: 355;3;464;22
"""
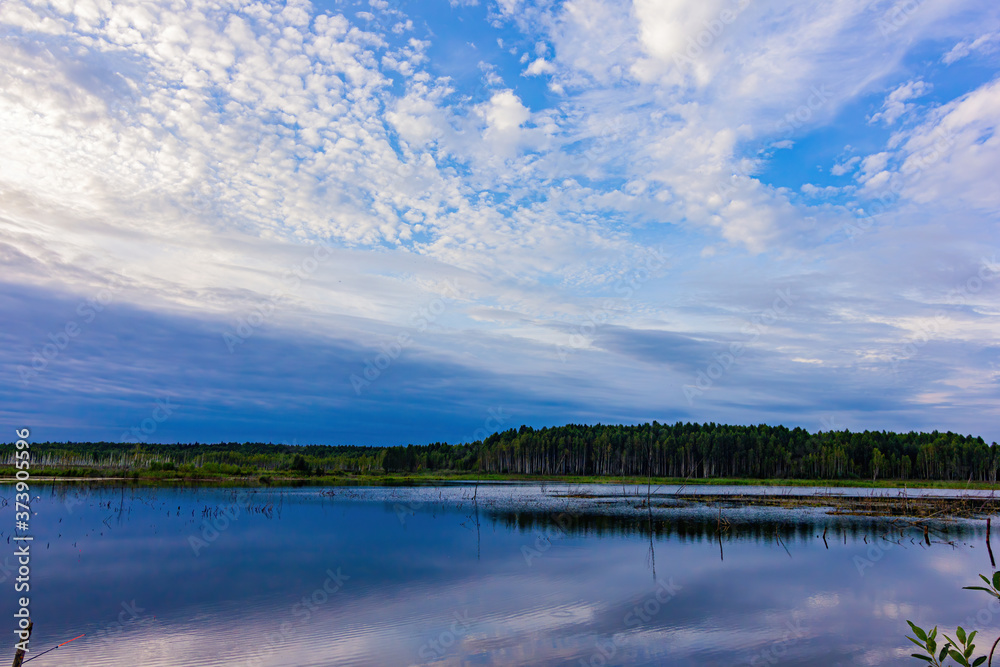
1;483;996;666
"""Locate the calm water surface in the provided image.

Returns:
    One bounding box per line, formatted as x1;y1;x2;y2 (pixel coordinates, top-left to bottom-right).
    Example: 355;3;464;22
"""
0;483;995;666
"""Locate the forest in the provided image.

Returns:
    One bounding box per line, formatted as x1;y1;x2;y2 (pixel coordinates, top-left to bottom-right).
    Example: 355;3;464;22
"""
3;422;998;482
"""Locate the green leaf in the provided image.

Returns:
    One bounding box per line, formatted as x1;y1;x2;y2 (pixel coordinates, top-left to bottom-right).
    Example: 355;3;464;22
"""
991;570;1000;590
957;627;967;644
974;657;987;666
909;621;928;642
948;648;968;666
910;655;932;663
965;587;994;594
908;636;926;649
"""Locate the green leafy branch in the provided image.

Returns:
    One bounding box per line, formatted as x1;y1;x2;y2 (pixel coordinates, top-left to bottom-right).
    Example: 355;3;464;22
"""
907;623;985;666
908;572;1000;666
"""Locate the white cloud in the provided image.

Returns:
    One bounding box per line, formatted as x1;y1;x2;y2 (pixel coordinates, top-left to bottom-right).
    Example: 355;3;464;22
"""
478;61;505;87
889;77;1000;210
523;57;556;76
832;156;861;176
869;79;932;125
943;30;1000;64
3;0;1000;440
483;90;530;132
801;183;842;198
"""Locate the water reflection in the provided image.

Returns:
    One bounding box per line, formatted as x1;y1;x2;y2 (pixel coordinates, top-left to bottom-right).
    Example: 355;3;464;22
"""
0;484;994;666
484;508;979;545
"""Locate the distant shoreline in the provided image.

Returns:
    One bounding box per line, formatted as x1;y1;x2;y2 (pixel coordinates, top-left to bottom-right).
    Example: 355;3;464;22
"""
2;471;998;491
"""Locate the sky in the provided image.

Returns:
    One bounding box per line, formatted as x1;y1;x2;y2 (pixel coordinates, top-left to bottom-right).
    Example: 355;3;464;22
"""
1;0;998;446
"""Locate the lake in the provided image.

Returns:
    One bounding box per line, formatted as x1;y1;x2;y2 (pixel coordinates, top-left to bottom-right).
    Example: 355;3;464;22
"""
1;483;996;666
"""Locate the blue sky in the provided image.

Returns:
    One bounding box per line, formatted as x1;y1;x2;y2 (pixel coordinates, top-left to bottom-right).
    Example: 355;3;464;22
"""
1;0;998;445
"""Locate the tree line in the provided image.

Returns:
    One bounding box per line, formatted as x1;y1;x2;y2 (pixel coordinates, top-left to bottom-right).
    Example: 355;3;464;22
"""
3;422;997;482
